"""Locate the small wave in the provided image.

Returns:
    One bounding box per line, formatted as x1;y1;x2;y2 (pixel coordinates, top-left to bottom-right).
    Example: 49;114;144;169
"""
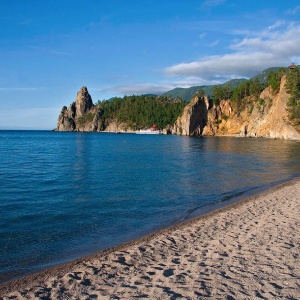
179;186;260;222
179;206;202;221
219;188;257;203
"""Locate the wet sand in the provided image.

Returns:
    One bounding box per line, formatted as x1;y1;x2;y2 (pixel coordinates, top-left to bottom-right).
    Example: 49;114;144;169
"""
1;179;300;299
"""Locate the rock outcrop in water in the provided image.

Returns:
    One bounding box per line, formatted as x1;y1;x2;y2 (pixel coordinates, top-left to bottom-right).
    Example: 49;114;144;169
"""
56;86;137;132
173;75;300;140
56;87;102;132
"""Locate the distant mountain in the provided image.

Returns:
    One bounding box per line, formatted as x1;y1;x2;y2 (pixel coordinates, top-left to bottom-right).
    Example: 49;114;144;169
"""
163;67;286;102
224;78;247;88
163;79;246;102
164;85;213;101
251;67;286;84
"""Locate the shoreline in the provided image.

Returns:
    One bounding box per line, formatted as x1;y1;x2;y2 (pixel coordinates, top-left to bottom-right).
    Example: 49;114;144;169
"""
1;178;300;298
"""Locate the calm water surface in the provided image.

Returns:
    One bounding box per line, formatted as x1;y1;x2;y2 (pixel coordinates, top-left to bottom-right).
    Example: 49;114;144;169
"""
1;131;300;283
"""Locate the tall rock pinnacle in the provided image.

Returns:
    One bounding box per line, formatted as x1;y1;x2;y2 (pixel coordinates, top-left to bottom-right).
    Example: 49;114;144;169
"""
56;86;94;131
75;86;93;118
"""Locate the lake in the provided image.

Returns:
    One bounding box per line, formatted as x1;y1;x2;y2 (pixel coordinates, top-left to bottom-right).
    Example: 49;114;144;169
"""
1;130;300;283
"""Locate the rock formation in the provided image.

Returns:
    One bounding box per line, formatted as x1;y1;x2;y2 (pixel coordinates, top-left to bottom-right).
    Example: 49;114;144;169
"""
172;96;211;136
56;86;136;132
241;76;300;140
173;75;300;140
202;100;238;136
56;86;99;132
75;87;93;118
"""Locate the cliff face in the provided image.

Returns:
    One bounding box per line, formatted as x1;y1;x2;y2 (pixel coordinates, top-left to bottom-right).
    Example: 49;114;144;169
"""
241;76;300;140
202;100;239;136
56;87;103;132
75;87;93;118
174;75;300;140
172;96;211;136
56;105;76;131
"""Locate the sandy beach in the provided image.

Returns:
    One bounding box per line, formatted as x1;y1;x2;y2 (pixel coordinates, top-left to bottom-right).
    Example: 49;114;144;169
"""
0;179;299;299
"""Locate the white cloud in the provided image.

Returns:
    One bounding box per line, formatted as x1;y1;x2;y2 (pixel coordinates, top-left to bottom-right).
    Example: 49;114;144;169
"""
264;20;286;32
209;40;219;47
199;32;207;39
164;22;300;81
230;23;300;56
232;21;285;38
91;76;224;97
91;83;174;96
169;77;222;87
286;5;300;15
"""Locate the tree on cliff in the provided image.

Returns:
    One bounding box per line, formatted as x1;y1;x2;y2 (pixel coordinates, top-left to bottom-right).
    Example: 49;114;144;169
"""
286;66;300;124
267;68;286;92
194;89;205;98
229;78;265;112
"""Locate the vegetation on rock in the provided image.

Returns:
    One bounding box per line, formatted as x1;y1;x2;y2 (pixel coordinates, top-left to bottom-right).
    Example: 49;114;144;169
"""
97;95;185;130
267;68;286;92
210;67;300;122
285;66;300;125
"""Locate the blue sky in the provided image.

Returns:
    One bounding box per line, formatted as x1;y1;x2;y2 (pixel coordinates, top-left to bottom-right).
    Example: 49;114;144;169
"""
1;0;300;129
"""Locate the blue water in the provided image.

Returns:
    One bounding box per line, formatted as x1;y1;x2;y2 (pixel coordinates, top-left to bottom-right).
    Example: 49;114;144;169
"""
1;131;300;283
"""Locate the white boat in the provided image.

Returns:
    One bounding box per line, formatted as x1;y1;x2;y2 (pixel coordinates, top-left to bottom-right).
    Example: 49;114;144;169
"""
136;128;162;134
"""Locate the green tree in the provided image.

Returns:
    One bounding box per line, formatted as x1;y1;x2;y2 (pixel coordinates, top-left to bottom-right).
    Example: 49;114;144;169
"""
97;94;185;130
267;69;285;92
249;78;262;97
195;89;205;98
212;86;224;104
285;66;300;123
223;84;231;100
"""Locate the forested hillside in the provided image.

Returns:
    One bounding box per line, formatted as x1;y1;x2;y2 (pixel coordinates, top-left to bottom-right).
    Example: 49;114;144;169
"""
163;67;284;102
209;66;300;125
96;95;185;130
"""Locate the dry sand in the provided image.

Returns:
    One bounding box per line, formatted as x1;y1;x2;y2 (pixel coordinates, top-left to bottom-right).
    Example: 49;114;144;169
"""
0;179;300;299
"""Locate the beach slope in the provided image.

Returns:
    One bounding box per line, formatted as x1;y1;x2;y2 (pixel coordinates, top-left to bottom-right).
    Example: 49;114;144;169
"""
1;180;300;299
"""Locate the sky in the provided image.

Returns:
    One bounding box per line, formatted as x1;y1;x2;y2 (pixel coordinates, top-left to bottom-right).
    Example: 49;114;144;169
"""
1;0;300;129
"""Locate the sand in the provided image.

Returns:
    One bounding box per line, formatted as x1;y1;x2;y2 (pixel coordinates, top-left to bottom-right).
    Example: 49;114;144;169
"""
0;179;300;300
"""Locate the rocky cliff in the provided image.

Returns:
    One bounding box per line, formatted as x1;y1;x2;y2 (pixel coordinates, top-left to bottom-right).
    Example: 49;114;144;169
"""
241;76;300;140
57;86;137;132
56;87;103;132
74;86;93;118
174;75;300;140
172;96;211;136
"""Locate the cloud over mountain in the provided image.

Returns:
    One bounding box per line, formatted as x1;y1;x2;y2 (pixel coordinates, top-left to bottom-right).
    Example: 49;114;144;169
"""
92;83;174;96
164;22;300;82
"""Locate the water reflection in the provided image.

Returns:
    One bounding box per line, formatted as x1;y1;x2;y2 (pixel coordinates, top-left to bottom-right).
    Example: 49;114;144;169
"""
73;134;89;182
169;136;300;210
72;134;93;202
